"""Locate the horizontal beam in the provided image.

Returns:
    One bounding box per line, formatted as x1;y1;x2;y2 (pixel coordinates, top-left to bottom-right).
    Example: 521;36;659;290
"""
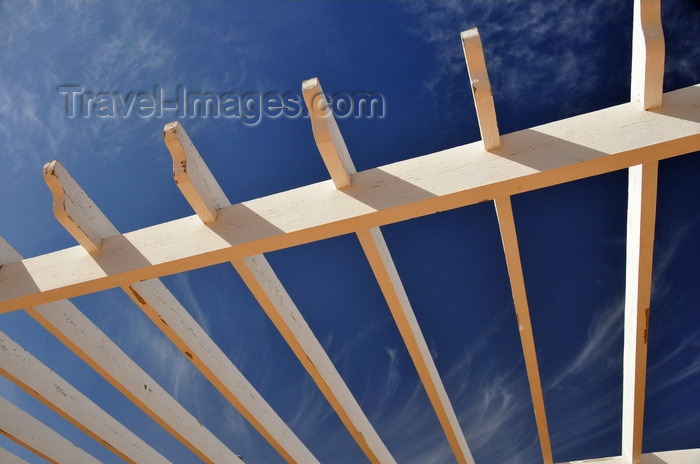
0;395;99;464
357;227;473;464
494;197;552;464
558;448;700;464
0;84;698;312
0;329;170;464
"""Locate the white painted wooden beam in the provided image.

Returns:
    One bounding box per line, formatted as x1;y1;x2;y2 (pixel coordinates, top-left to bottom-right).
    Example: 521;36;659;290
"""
167;119;394;463
43;160;118;252
232;255;397;464
622;162;659;464
302;77;356;188
357;227;474;464
305;79;472;462
0;329;170;464
558;448;700;464
461;28;500;150
0;235;241;464
631;0;665;109
38;163;313;463
28;298;243;464
0;395;99;464
0;447;31;464
493;196;552;464
163;121;230;223
0;84;698;312
124;278;320;464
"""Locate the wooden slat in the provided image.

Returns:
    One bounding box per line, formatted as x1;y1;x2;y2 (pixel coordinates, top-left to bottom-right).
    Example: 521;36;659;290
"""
558;448;700;464
43;160;118;252
0;447;31;464
125;278;320;464
165;122;389;463
232;255;397;464
27;297;242;464
631;0;665;109
493;196;552;464
461;28;500;150
357;227;474;464
301;77;466;462
302;77;475;462
0;85;698;312
163;122;230;223
0;235;241;464
622;162;659;464
0;329;170;464
0;395;99;464
302;77;356;188
39;162;308;463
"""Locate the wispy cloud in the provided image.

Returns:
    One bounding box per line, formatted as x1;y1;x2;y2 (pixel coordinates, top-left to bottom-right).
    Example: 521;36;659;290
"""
400;0;630;128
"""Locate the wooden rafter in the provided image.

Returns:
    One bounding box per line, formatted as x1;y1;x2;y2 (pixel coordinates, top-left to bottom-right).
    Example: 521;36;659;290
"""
461;28;500;150
357;228;475;464
622;162;659;464
42;159;313;464
302;78;474;463
125;278;320;464
0;85;697;314
302;77;357;188
0;233;242;464
0;6;697;460
631;0;664;109
494;197;552;464
0;395;99;464
165;122;395;464
0;447;30;464
0;329;170;464
232;255;397;464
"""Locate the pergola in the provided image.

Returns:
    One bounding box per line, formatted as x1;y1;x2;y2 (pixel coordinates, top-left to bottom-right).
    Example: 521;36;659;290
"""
0;1;698;463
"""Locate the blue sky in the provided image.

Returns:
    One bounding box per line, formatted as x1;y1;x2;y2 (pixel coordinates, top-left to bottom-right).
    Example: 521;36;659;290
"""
0;1;699;463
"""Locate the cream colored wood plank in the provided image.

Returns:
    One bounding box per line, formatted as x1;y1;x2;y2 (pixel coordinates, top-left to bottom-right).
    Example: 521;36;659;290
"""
0;447;31;464
163;122;230;223
493;196;552;464
38;163;304;463
125;278;320;464
357;227;474;464
302;77;356;188
461;28;500;150
558;448;700;464
231;255;397;464
631;0;665;109
27;299;243;464
42;160;119;252
0;395;100;464
162;122;323;463
622;162;659;464
0;234;242;464
0;85;698;312
0;330;170;464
